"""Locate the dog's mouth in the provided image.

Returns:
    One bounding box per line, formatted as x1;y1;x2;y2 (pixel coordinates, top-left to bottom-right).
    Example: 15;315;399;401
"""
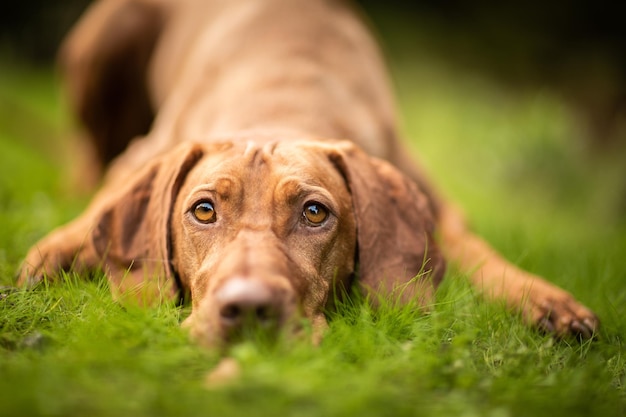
183;276;311;347
219;311;307;347
215;282;300;345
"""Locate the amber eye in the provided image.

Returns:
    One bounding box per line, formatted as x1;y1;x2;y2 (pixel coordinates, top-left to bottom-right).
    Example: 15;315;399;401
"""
303;202;329;226
192;201;217;224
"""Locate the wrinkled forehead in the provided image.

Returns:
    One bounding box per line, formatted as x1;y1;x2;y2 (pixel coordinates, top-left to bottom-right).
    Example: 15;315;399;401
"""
184;140;347;191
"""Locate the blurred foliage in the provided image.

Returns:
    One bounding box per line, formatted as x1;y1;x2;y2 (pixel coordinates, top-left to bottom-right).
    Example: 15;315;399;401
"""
0;0;89;63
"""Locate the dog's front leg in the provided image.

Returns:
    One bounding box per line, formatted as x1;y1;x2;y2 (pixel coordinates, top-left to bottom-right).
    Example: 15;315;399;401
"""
438;204;599;339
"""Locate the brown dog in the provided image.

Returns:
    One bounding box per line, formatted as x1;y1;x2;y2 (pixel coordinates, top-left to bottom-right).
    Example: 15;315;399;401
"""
19;0;598;345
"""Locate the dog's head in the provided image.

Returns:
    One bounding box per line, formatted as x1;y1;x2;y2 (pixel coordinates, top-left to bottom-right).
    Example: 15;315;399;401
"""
90;138;445;346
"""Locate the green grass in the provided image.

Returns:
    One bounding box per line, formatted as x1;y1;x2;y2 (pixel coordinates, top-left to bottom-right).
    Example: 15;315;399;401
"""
1;54;626;417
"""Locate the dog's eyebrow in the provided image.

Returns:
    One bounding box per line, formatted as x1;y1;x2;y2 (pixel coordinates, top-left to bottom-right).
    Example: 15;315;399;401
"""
188;176;240;199
274;176;338;211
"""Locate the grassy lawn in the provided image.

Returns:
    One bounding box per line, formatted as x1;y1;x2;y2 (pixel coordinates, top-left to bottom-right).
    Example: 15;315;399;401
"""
1;50;626;416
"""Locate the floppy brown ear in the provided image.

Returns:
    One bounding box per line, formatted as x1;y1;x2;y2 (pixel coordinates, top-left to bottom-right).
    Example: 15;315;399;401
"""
329;143;446;307
90;143;204;303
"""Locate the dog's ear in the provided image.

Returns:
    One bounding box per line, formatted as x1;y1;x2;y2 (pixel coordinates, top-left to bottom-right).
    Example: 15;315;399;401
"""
328;143;446;307
91;143;204;303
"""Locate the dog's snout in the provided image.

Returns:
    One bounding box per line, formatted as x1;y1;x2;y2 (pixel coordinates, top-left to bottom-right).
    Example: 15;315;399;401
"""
215;278;289;336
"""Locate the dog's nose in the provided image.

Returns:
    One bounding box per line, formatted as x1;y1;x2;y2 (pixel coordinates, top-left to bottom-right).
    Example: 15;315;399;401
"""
215;278;285;336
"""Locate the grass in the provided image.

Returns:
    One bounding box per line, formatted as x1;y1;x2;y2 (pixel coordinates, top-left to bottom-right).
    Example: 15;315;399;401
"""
1;48;626;416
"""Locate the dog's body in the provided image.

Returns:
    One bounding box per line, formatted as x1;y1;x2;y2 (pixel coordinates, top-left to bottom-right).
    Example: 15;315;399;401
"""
19;0;598;344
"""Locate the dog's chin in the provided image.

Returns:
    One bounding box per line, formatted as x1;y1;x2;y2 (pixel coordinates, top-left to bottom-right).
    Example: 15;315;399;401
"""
181;310;327;349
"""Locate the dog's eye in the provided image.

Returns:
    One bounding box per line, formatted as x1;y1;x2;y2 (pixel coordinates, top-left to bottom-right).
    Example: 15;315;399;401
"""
192;201;217;224
302;202;328;226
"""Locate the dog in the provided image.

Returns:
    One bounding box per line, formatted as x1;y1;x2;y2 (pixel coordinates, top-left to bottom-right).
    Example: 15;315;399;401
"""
18;0;598;346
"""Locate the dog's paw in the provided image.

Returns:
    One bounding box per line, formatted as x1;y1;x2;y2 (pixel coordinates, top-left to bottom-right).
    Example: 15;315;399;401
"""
525;282;599;340
17;244;60;288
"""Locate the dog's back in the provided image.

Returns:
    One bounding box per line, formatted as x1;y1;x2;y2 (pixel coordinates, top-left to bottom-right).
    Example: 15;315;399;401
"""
62;0;402;167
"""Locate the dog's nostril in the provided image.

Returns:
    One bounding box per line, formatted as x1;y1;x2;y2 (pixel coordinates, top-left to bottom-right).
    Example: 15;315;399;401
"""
256;305;271;322
215;278;284;333
219;301;278;327
220;304;242;321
